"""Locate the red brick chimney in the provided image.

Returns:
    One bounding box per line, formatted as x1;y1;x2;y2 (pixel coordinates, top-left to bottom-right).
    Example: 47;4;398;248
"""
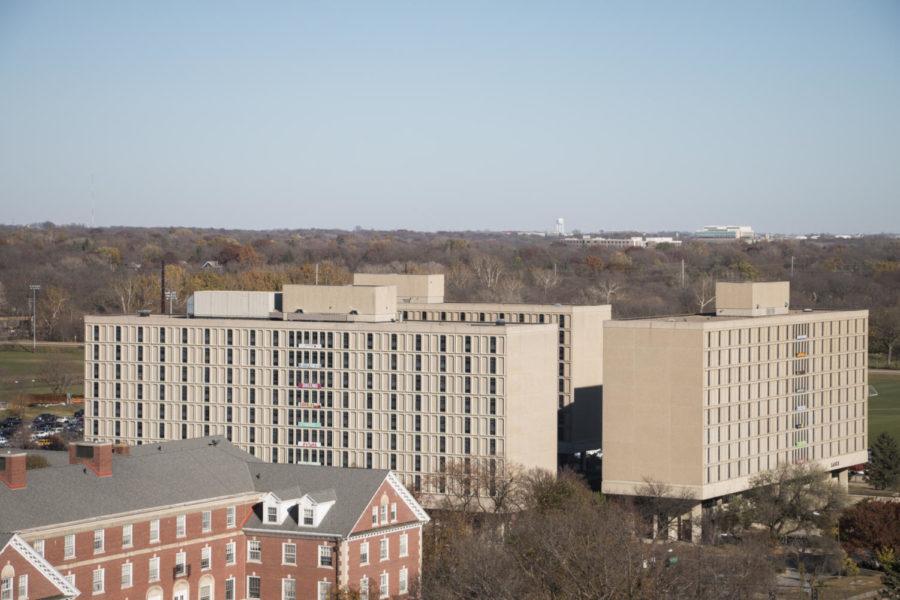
69;442;114;477
0;450;27;490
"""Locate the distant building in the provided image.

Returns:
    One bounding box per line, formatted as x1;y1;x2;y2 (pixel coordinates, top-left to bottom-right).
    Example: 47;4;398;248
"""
602;281;867;541
693;225;754;241
562;236;681;248
0;437;428;600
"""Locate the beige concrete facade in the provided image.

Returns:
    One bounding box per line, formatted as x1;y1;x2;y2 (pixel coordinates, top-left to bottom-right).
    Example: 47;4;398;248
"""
83;312;558;499
352;274;445;304
602;308;869;500
400;301;611;450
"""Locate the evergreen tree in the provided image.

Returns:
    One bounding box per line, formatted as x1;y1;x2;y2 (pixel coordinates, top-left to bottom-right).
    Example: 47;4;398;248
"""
868;433;900;490
883;556;900;599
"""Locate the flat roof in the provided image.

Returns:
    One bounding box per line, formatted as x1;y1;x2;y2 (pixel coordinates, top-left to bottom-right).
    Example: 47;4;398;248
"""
605;308;868;329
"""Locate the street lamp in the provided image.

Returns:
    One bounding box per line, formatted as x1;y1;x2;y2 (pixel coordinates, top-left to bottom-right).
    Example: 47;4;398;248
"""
29;284;40;352
165;290;177;315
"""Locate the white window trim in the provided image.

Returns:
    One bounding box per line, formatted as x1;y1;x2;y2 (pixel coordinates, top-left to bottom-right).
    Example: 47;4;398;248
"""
17;574;28;600
121;562;133;589
93;529;104;555
149;557;160;582
122;524;133;548
64;534;75;560
318;544;333;568
149;519;160;543
379;537;389;562
282;577;297;600
176;514;187;538
201;546;212;570
360;541;369;566
226;506;236;528
247;575;261;600
399;533;409;558
379;572;389;599
202;510;212;532
224;577;236;600
399;567;409;595
282;542;297;566
92;567;104;595
247;540;262;563
225;541;237;565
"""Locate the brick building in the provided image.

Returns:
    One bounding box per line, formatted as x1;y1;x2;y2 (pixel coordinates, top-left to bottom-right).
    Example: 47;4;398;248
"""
0;437;428;600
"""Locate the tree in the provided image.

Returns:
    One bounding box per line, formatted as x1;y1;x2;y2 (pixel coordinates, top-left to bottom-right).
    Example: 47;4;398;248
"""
632;479;698;541
868;432;900;490
693;275;716;313
38;352;76;396
884;550;900;599
839;500;900;564
872;307;900;366
724;463;849;543
530;266;560;302
38;285;70;341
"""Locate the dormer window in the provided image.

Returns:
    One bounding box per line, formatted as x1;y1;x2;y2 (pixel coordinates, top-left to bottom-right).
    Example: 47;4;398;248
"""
371;507;378;526
390;503;397;522
303;508;314;526
379;503;388;524
267;506;278;523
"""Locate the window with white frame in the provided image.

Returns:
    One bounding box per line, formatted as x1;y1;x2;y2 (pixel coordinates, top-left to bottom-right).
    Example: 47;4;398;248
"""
93;529;104;554
33;539;44;557
224;578;235;600
149;519;160;543
225;541;236;565
380;503;388;524
400;533;409;557
121;562;132;588
317;581;332;600
371;506;378;526
17;575;28;599
303;508;314;526
248;540;261;562
247;576;261;599
175;551;187;576
282;578;297;600
390;503;397;522
176;514;187;537
199;583;212;600
202;510;212;532
319;545;333;567
92;567;104;594
149;557;160;582
379;572;389;599
122;524;133;548
64;534;75;559
360;541;369;565
2;577;12;600
399;567;408;594
267;506;278;523
379;538;389;561
283;543;296;565
360;576;370;600
226;506;236;528
201;546;211;570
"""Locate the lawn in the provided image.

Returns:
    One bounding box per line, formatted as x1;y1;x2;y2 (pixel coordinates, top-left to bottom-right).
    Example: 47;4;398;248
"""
869;372;900;443
0;345;84;420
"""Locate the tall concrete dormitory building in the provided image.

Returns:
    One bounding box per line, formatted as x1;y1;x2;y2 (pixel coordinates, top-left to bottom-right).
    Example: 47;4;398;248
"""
602;281;868;540
353;273;612;455
84;281;561;501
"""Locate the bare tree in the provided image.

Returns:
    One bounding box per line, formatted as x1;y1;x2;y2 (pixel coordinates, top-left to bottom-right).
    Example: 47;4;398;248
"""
873;306;900;366
633;479;698;541
38;285;70;340
39;352;77;397
594;277;622;304
693;275;716;313
531;265;560;302
471;254;505;290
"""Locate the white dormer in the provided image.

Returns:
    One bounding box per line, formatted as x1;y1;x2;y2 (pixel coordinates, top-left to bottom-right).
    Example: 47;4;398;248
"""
296;492;336;528
261;492;293;525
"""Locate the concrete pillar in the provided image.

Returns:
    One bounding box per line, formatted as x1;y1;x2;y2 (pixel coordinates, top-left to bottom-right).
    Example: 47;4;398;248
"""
837;468;849;491
691;503;703;544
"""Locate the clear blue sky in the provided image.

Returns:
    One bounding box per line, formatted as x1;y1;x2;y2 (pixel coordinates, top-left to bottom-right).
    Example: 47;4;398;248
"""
1;1;898;233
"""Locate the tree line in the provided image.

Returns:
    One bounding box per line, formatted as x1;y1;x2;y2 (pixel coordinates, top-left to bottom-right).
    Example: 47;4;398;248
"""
0;224;897;365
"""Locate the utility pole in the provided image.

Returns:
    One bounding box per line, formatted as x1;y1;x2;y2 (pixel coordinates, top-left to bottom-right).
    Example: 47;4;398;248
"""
29;284;40;352
315;263;319;285
681;259;685;288
790;256;795;278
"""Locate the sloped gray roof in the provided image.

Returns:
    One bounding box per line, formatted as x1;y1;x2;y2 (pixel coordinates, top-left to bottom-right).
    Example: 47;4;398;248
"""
0;437;395;538
0;531;13;550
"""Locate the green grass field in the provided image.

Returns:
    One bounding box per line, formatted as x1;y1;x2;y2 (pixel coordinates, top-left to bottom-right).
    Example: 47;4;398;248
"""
0;345;83;420
870;372;900;443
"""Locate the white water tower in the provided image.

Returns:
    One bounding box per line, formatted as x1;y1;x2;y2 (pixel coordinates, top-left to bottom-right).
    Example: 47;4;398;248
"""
555;218;565;236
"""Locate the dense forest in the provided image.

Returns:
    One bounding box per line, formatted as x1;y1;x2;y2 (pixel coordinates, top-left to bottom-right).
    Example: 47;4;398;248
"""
0;224;897;363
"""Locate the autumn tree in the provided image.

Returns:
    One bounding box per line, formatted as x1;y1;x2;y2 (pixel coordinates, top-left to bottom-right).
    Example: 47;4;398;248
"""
39;352;77;396
868;432;900;490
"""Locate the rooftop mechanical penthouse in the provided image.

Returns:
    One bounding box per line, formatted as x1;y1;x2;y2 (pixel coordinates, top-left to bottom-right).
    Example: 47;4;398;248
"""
83;283;558;501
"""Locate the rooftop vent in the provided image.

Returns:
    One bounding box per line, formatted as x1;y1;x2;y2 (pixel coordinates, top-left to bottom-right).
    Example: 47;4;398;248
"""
137;309;151;317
